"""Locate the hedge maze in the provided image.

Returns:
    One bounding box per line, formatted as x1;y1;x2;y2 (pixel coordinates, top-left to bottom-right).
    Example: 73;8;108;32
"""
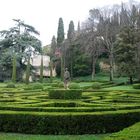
0;82;140;134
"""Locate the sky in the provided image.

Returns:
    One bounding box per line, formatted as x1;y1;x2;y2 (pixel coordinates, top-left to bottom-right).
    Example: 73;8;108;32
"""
0;0;133;46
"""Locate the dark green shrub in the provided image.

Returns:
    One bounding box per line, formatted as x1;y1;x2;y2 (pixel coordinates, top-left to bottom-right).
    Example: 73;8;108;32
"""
57;82;64;88
69;83;80;89
0;110;140;134
48;89;82;99
32;83;43;90
133;84;140;89
6;83;16;88
51;83;58;87
24;83;43;90
92;82;101;89
24;86;33;90
53;102;77;107
50;82;64;88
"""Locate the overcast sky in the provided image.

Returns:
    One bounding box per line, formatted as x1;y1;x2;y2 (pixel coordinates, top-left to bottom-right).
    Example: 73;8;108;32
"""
0;0;133;46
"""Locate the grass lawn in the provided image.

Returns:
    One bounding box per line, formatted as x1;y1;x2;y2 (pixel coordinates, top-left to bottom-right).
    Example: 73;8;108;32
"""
104;122;140;140
0;133;104;140
103;85;134;90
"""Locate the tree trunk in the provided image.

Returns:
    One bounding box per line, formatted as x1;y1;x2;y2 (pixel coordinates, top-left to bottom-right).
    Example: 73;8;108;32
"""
25;56;30;85
50;59;53;83
12;54;16;83
129;76;133;84
91;56;97;80
70;59;73;80
60;56;64;81
137;45;140;81
109;51;114;81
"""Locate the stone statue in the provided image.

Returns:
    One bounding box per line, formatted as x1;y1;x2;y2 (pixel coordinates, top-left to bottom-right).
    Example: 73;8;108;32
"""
64;68;70;89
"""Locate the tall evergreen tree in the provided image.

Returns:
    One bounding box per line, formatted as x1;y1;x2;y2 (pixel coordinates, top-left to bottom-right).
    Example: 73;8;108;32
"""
57;18;64;47
67;20;75;79
115;26;137;84
51;36;57;56
50;35;57;82
57;18;65;80
0;19;41;81
67;21;75;40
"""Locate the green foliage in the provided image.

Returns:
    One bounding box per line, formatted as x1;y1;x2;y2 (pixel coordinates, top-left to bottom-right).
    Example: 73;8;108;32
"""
105;122;140;140
114;26;137;82
67;20;75;41
24;83;43;90
48;89;82;99
69;83;80;89
6;83;16;88
0;110;140;134
50;82;64;88
50;36;57;56
32;83;43;90
133;84;140;89
0;79;140;135
72;44;92;77
0;19;42;81
12;54;16;83
57;18;64;46
95;62;100;74
0;133;101;140
57;82;64;88
25;56;30;85
92;82;101;89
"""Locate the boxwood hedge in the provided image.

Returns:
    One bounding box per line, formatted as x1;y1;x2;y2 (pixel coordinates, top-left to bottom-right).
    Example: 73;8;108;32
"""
0;110;140;134
48;89;82;99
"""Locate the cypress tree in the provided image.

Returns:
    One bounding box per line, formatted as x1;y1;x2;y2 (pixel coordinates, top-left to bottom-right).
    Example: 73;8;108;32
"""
57;18;64;46
57;18;65;81
67;20;75;40
50;36;57;83
67;20;75;79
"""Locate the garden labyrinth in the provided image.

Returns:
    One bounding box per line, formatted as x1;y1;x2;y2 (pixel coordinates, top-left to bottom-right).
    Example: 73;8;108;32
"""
0;83;140;134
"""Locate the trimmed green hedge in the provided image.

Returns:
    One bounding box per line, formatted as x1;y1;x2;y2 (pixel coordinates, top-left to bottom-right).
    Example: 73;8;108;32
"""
69;83;80;89
1;105;140;112
0;110;140;134
24;83;43;90
6;83;16;88
48;89;82;99
133;84;140;89
92;82;101;89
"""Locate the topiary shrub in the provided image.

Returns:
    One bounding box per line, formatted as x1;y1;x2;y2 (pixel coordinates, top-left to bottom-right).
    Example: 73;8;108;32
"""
51;83;58;87
6;83;16;88
57;82;64;88
32;83;43;90
24;83;43;90
69;83;80;89
48;89;82;99
133;84;140;89
92;82;101;89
